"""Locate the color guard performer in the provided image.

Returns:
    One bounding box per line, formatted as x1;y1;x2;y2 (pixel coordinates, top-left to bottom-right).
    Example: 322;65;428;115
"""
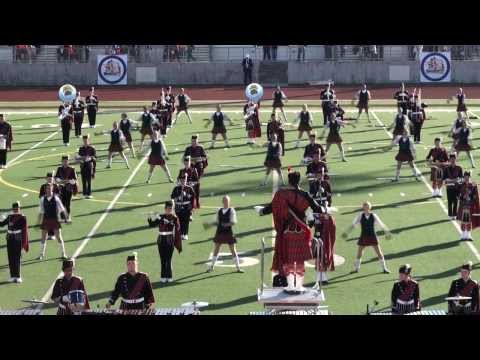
426;137;449;198
408;91;425;144
320;113;350;162
455;88;468;118
355;84;371;124
391;264;421;314
148;201;182;282
38;184;68;260
76;135;96;198
342;201;391;274
174;88;193;125
256;170;324;293
453;120;476;168
302;133;326;165
85;87;99;128
106;252;155;310
457;171;480;241
106;121;130;169
293;104;314;148
51;259;90;315
55;155;78;222
266;113;285;156
244;101;261;144
0;201;29;283
448;114;470;152
261;133;285;186
139;106;157;153
447;261;479;314
387;107;412;149
155;99;169;138
39;172;59;240
178;156;201;208
205;196;244;273
58;102;73;146
119;113;137;158
272;85;288;122
0;114;12;168
392;129;421;182
164;86;176;128
320;82;335;125
183;135;208;178
206;104;233;149
72;92;85;138
393;83;409;115
146;130;173;184
171;174;196;240
443;153;463;219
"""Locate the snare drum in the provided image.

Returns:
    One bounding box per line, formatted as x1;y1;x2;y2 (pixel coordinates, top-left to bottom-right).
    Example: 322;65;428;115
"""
69;290;86;306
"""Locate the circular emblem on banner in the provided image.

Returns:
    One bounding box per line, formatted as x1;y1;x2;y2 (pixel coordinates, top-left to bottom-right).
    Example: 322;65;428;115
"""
420;52;451;82
98;55;127;85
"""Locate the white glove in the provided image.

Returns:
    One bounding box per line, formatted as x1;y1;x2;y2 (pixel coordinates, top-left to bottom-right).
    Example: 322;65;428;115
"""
0;213;7;221
62;295;70;303
254;206;265;215
85;156;91;162
69;179;76;185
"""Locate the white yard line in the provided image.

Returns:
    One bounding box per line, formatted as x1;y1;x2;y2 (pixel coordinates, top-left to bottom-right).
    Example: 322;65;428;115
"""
6;130;59;167
270;170;280;280
36;154;150;309
371;110;480;261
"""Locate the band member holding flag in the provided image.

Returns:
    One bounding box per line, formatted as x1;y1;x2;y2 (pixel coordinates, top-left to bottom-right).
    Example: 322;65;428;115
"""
51;259;90;315
447;261;480;314
106;252;155;310
255;170;324;293
392;129;421;182
457;171;480;241
178;156;201;208
146;130;173;184
443;153;463;219
272;85;288;122
106;121;130;169
0;201;29;283
266;113;285;156
85;87;99;128
55;155;78;222
139;106;157;153
206;104;233;149
244;101;261;144
453;120;476;169
77;135;96;199
174;88;193;125
148;201;182;282
342;201;391;274
302;133;326;165
355;84;371;124
391;264;421;314
170;174;196;240
58;102;73;146
183;135;208;178
426;137;449;198
261;133;285;186
119;113;137;158
293;104;314;148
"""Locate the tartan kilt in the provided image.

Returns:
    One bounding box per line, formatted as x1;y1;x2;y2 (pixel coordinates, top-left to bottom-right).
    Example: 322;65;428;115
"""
264;157;282;169
41;218;61;232
123;132;133;143
430;167;444;182
395;151;413;162
357;102;368;110
455;143;473;152
109;143;123;153
272;100;284;108
357;234;378;246
140;126;153;136
282;232;313;264
148;154;165;166
214;232;237;244
458;205;472;223
393;127;404;137
457;103;467;112
176;105;188;112
326;133;342;144
212;126;226;135
298;122;312;132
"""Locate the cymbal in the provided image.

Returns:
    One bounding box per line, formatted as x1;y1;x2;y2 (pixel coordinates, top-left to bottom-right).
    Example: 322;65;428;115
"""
181;301;209;308
445;296;472;301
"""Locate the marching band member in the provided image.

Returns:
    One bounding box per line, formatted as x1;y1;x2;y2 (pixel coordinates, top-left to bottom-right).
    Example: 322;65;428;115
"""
174;88;193;125
146;130;173;184
256;170;324;293
51;259;90;315
321;113;350;162
453;120;476;168
457;171;480;241
106;252;155;310
0;114;12;168
139;106;157;153
148;201;182;282
387;107;412;149
244;101;261;144
77;135;96;199
266;112;285;155
207;104;232;149
355;84;371;124
425;137;449;198
391;264;421;314
183;135;208;178
306;150;329;190
302;133;326;165
119;113;137;158
55;155;78;222
0;133;6;169
155;99;169;138
392;129;421;182
393;83;409;115
443;153;463;219
447;261;480;314
320;82;335;125
408;92;425;144
85;86;99;128
106;121;130;169
178;156;200;208
170;174;196;240
308;163;332;208
37;184;68;261
455;87;468;118
261;133;285;186
205;196;244;273
39;172;59;240
448;114;470;152
272;85;288;122
0;201;29;283
58;101;73;146
293;104;314;148
72;92;85;138
164;86;176;128
342;201;391;274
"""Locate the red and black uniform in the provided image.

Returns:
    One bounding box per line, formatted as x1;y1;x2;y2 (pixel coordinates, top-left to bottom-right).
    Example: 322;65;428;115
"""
119;119;133;143
272;90;285;109
443;164;463;217
457;182;480;229
0;120;13;151
457;93;467;113
78;145;96;197
303;143;326;162
393;114;407;137
55;165;78;216
148;139;167;166
108;272;155;310
58;104;73;145
309;212;336;271
266;119;285;156
320;88;335;125
171;184;196;237
212;111;227;135
395;136;414;162
178;166;200;209
358;213;378;246
357;89;369;110
394;89;410;115
306;160;329;181
109;129;124;153
85;94;99;127
244;103;262;138
326;119;343;144
455;128;472;152
448;278;479;314
140;111;155;136
409;102;425;142
164;93;175;127
184;145;208;177
0;213;29;279
298;110;313;132
214;208;237;244
72;98;85;137
264;141;282;169
426;147;448;182
391;279;421;314
308;178;332;207
148;214;182;279
51;275;90;315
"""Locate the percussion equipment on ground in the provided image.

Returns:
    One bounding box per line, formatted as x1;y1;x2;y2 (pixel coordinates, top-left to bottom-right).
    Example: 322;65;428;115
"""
245;83;264;103
58;84;77;103
80;307;199;315
370;310;447;315
250;309;329;315
0;309;43;315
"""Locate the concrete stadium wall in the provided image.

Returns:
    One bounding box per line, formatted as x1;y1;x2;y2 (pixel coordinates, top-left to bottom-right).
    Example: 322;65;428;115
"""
1;60;480;86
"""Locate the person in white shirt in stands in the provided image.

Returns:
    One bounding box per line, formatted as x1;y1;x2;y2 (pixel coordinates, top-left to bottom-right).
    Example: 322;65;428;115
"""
204;196;244;273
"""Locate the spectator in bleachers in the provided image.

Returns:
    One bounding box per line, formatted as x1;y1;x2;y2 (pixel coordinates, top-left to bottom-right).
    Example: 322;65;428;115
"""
263;45;271;61
271;45;278;60
187;45;196;62
297;45;306;62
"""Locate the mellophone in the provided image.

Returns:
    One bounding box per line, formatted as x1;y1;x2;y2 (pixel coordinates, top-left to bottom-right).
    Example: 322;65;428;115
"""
80;307;200;315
